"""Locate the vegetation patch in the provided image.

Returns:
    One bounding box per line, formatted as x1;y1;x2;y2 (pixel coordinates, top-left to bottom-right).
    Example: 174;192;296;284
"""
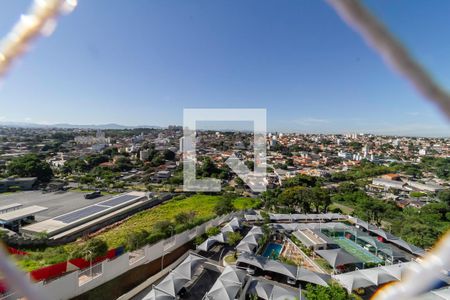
232;197;262;210
15;194;238;271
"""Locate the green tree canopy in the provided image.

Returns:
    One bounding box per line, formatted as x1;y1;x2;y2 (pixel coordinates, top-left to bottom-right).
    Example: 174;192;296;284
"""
7;154;53;182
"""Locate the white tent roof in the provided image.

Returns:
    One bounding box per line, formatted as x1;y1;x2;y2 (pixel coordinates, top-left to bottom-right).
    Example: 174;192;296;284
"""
237;253;331;286
264;259;297;279
197;232;231;252
361;268;398;286
174;254;204;279
157;273;189;297
389;238;425;256
236;252;266;270
241;234;259;245
236;226;262;253
143;286;175;300
251;280;303;300
335;272;375;291
205;266;246;300
221;265;246;283
212;232;227;243
270;285;302;300
236;242;257;253
315;248;361;268
333;262;412;292
248;226;264;235
197;238;217;252
143;253;205;299
221;217;241;233
296;268;331;287
221;224;235;233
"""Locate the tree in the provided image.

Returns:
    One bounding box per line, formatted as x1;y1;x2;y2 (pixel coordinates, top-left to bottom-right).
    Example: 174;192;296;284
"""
309;187;331;213
194;235;206;246
198;157;226;178
174;211;196;225
7;154;53;182
278;186;311;213
70;238;108;261
399;221;440;248
234;177;245;188
153;220;175;237
354;197;388;225
163;150;176;161
226;232;242;247
244;160;254;171
126;230;149;251
305;282;356;300
114;156;133;171
102;147;118;157
86;154;110;169
338;182;358;194
261;188;281;211
438;190;450;205
215;194;236;215
63;158;88;174
283;174;319;188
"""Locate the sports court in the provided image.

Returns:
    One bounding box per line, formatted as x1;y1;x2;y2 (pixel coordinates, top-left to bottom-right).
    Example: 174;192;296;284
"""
333;237;383;264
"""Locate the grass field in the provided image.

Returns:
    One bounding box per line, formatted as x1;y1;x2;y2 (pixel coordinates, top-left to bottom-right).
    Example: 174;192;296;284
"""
232;197;262;210
329;202;354;214
333;237;382;264
14;194;258;271
97;194;222;248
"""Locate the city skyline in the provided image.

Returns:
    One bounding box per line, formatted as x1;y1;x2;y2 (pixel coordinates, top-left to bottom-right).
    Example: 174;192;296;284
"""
0;0;449;136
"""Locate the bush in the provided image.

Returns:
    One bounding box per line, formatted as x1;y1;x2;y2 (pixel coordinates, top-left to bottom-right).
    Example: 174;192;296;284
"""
305;282;358;300
227;232;243;247
174;211;196;225
153;220;175;237
146;232;166;244
215;194;236;215
70;238;108;260
194;235;206;246
206;226;221;237
126;230;149;251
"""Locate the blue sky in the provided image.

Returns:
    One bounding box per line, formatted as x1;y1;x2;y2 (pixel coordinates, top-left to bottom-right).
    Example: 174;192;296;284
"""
0;0;449;136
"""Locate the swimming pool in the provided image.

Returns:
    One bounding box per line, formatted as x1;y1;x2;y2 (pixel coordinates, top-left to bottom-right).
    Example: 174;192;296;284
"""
262;243;283;259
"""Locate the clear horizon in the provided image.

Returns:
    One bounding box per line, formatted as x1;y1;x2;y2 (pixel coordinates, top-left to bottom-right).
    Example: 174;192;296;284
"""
0;119;448;138
0;1;449;137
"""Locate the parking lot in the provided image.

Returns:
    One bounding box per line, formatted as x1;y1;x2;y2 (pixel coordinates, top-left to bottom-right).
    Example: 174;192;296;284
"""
0;190;113;221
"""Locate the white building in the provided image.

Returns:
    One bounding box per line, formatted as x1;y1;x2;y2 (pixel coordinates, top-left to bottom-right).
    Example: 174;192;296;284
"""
140;149;150;161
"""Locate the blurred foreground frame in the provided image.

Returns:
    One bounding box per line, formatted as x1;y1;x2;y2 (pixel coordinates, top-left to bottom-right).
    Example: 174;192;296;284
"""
0;0;449;299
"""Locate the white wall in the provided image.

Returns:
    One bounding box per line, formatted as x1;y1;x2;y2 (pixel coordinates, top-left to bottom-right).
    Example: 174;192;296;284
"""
32;212;239;300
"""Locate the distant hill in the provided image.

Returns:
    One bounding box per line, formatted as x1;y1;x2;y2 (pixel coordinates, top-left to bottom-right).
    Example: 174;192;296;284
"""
0;121;162;130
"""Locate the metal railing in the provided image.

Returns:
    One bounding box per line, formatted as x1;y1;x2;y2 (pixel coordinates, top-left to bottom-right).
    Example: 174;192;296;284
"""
78;262;103;286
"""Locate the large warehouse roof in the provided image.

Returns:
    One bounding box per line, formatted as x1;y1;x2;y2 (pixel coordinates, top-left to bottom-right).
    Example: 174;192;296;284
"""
21;191;147;237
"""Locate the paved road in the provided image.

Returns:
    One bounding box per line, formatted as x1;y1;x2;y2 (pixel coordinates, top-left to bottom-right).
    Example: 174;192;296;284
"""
0;191;113;221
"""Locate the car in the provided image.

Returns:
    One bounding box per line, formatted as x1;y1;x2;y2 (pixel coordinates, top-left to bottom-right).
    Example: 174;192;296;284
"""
287;277;297;285
84;191;101;199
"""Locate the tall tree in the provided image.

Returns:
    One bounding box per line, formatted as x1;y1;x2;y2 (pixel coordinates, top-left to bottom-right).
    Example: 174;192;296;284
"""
7;154;53;182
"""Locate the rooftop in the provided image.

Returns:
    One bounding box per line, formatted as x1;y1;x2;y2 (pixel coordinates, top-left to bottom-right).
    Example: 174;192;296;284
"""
0;205;48;222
